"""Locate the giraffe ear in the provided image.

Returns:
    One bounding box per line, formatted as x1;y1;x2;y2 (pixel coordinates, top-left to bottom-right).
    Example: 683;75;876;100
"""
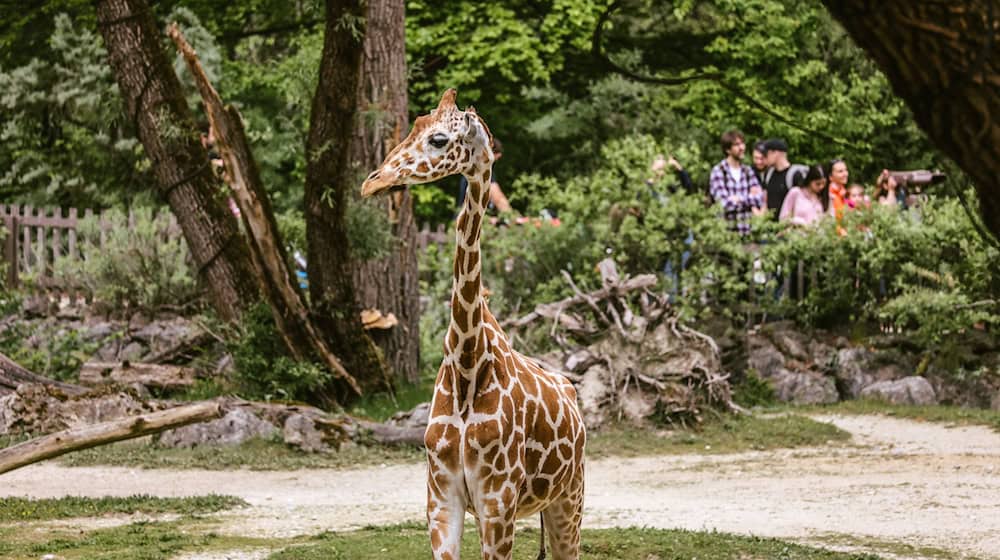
466;105;477;114
464;112;478;140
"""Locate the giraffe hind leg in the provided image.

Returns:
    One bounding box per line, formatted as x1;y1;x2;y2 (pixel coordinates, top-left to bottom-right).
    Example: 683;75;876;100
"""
540;474;584;560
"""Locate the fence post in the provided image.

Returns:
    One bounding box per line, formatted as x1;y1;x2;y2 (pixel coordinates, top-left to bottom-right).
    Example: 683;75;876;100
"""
3;214;17;289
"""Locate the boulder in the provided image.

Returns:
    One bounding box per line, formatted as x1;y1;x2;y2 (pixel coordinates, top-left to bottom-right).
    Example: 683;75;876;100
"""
282;413;327;453
748;336;785;379
991;390;1000;412
767;323;811;362
860;376;937;406
158;407;277;448
769;369;838;405
834;347;875;399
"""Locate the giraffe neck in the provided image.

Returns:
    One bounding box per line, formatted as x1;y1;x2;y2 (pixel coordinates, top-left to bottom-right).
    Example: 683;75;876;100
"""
446;161;492;376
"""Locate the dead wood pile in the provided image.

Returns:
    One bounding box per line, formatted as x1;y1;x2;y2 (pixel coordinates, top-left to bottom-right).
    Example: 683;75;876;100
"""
506;259;737;428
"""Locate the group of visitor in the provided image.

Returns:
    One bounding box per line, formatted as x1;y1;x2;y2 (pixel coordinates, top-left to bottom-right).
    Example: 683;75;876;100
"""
709;129;906;236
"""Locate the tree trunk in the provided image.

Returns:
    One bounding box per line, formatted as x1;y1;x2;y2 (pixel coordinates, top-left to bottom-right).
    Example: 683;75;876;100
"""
0;352;87;396
351;0;421;384
168;24;361;396
95;0;260;323
305;0;393;400
822;1;1000;236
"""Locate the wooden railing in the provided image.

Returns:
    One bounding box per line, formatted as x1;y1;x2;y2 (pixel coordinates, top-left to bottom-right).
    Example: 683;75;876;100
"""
0;204;452;292
0;204;180;291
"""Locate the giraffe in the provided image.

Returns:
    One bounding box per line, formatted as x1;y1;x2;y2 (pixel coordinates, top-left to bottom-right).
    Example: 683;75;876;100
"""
361;89;586;560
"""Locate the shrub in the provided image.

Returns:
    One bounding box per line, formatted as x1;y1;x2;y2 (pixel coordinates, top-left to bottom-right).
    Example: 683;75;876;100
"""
227;302;331;402
53;207;201;313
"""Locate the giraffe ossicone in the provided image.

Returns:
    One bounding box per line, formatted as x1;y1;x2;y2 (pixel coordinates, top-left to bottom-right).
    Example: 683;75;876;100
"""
361;89;586;560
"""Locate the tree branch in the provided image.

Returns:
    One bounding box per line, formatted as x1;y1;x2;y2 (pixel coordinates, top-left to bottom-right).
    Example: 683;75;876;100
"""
591;0;852;147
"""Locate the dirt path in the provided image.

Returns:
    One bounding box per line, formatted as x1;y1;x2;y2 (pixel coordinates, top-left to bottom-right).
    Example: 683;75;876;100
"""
2;414;999;559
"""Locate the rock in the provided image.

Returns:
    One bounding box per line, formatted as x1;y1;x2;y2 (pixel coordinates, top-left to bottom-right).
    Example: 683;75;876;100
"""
874;364;907;382
991;391;1000;411
808;339;837;369
282;413;351;453
768;324;811;362
834;347;875;399
769;369;838;404
387;402;429;429
82;322;118;342
1;384;155;435
158;408;277;448
119;341;147;362
860;376;937;406
748;336;785;379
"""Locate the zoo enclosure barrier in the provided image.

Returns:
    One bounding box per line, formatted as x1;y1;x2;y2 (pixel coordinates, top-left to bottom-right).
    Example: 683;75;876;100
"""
0;203;454;294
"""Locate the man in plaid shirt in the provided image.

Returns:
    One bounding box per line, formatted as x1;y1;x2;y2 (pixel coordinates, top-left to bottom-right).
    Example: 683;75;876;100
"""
709;129;764;236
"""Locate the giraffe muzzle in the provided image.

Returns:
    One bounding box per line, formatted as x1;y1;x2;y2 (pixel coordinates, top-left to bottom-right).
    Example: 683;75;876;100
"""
361;170;411;198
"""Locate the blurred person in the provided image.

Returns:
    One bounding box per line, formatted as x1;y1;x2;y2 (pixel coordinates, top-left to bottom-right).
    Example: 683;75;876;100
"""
751;140;768;187
873;169;906;209
708;129;764;236
846;183;869;210
778;164;829;227
762;138;807;219
826;158;850;221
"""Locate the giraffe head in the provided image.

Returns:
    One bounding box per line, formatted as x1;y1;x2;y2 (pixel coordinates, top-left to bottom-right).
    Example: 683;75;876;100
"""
361;88;494;198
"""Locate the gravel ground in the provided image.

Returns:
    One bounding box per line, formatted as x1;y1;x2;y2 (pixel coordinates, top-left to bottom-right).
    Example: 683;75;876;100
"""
2;414;998;559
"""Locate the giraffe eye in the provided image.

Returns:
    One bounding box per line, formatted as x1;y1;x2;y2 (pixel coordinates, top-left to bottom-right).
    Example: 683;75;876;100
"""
428;133;449;149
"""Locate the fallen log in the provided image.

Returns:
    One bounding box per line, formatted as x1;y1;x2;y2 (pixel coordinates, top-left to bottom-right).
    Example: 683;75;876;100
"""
79;361;197;391
0;352;87;396
141;331;217;365
0;401;222;475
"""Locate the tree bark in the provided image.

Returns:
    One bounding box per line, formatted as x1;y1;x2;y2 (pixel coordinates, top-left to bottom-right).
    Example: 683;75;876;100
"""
0;401;222;474
822;1;1000;236
305;0;393;400
167;24;361;396
351;0;420;384
95;0;260;323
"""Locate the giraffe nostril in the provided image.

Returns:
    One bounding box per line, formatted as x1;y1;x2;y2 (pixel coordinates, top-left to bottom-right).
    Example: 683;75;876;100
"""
366;170;379;180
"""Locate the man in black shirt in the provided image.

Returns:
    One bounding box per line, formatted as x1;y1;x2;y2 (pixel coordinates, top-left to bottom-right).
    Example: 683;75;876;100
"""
762;138;807;218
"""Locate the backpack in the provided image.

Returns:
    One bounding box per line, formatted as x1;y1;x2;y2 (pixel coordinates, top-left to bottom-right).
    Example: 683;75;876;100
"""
764;163;808;190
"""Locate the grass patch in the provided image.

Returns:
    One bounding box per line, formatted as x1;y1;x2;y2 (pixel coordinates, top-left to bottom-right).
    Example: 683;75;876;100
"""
60;437;424;471
0;494;246;522
587;412;850;459
794;400;1000;431
349;376;435;422
809;532;959;560
0;518;278;560
267;523;884;559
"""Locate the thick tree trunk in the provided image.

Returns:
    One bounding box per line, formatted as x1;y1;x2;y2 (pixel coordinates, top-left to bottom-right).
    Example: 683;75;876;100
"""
351;0;420;384
96;0;260;323
822;1;1000;236
305;0;393;400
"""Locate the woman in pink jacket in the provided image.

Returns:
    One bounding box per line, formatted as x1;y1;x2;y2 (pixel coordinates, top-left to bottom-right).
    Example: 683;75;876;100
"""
779;165;829;226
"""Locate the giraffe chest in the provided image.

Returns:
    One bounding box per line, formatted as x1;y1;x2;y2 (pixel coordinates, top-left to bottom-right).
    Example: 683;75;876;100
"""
424;354;585;518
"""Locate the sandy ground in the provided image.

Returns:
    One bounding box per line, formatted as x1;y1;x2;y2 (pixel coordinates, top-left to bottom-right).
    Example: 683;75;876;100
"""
2;414;999;559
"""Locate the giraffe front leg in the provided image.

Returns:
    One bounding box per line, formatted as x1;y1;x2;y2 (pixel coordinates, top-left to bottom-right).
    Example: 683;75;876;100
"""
427;471;465;560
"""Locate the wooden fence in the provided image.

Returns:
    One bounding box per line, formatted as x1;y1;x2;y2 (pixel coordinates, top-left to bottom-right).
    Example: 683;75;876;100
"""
0;204;454;292
0;204;181;291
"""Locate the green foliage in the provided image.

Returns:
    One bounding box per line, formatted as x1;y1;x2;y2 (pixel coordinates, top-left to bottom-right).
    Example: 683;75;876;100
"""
410;183;455;225
732;370;778;408
53;207;200;313
758;197;1000;340
0;321;103;382
228;302;331;401
346;197;394;261
0;14;146;208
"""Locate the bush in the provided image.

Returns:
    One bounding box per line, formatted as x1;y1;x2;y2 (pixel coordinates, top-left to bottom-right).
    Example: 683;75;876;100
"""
53;207;201;313
227;302;331;402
